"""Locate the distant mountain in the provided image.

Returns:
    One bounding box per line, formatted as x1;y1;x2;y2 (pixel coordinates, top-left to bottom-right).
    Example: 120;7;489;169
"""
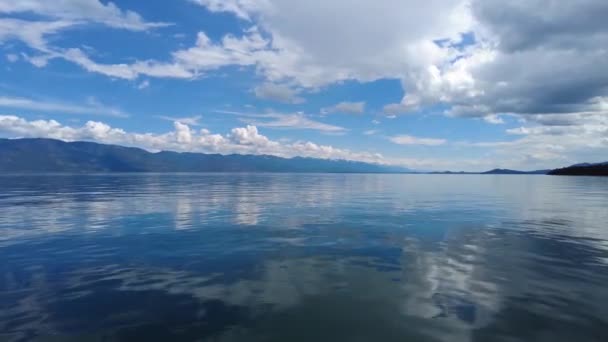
548;162;608;176
0;138;412;173
481;168;549;175
428;169;548;175
428;171;476;175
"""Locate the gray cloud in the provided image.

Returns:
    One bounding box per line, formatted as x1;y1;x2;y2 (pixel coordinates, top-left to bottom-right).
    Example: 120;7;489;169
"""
253;83;305;104
321;101;365;115
472;0;608;52
429;0;608;120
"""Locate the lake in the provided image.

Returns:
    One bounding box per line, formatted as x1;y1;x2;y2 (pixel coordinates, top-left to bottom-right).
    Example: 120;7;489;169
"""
1;174;608;341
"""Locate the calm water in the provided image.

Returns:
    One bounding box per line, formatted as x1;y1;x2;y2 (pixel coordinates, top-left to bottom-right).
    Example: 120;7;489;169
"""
1;174;608;341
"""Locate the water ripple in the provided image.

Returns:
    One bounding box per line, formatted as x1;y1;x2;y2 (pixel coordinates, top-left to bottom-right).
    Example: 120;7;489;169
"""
1;174;608;341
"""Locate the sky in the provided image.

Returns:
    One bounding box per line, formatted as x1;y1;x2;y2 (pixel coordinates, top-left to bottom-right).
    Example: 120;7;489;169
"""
0;0;607;171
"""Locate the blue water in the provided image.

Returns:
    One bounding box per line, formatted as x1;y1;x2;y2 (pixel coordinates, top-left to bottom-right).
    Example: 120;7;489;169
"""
1;174;608;341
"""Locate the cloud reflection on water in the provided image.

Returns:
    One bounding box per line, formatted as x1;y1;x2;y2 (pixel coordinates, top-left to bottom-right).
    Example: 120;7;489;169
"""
1;174;608;341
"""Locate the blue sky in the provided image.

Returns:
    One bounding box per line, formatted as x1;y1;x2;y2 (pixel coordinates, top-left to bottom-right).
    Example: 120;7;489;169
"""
0;0;607;171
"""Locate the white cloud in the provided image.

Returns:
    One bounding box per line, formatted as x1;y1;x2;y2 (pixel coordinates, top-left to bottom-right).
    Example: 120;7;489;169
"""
483;114;504;125
27;48;194;80
2;112;605;171
174;121;193;144
322;101;365;115
389;135;447;146
2;0;474;85
1;0;605;126
189;0;258;21
157;115;202;126
26;29;265;80
186;0;608;122
0;96;128;117
172;29;267;72
193;0;472;88
0;1;176;79
457;111;608;170
217;110;346;133
0;114;379;163
229;125;272;146
0;0;169;31
363;129;378;136
0;0;606;171
253;83;304;104
0;19;76;52
249;113;346;133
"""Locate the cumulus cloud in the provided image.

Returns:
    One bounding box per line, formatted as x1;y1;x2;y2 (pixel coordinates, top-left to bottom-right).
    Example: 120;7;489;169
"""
229;125;271;146
389;135;447;146
194;0;471;87
403;0;608;118
1;0;473;85
0;0;607;171
1;112;605;171
321;102;365;115
253;83;304;104
1;0;606;124
186;0;608;122
0;115;378;163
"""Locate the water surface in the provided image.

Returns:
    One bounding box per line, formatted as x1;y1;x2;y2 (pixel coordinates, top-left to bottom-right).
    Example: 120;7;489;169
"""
1;174;608;341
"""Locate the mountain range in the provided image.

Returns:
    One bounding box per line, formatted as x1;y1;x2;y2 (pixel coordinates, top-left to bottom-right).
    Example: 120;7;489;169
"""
548;162;608;176
429;168;549;175
1;138;606;175
0;138;411;173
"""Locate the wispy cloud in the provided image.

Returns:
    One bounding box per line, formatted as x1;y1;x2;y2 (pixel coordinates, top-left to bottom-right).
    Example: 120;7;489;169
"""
216;110;347;133
0;0;171;31
322;101;365;115
389;134;446;146
0;95;128;117
157;115;202;126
